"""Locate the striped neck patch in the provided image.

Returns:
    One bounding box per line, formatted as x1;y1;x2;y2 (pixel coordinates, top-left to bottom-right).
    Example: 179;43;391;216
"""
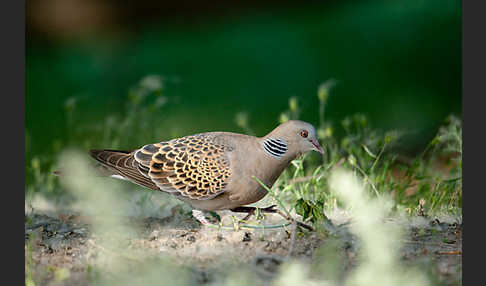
261;138;288;159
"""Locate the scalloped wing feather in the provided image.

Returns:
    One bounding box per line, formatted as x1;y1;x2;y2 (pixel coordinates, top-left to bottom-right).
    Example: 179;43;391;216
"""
134;134;232;200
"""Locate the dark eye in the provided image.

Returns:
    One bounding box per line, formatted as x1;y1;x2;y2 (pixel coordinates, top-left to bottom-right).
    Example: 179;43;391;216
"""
300;130;308;138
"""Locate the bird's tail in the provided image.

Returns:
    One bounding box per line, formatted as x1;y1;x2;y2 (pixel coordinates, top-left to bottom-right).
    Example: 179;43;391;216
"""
54;149;158;190
53;149;133;177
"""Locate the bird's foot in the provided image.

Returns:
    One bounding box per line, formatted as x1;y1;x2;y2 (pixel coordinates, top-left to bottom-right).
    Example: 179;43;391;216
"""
231;205;278;222
260;204;278;213
231;205;314;231
192;210;221;226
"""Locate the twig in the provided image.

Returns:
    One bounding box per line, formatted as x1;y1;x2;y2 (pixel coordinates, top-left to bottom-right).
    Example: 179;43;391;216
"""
401;240;460;247
204;221;292;230
286;220;297;258
275;209;314;231
437;251;462;255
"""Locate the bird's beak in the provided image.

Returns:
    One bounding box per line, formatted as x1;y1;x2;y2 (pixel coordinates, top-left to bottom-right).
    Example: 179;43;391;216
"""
310;139;324;154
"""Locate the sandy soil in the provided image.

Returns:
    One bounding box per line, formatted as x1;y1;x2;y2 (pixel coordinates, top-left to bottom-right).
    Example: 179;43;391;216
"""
25;206;462;286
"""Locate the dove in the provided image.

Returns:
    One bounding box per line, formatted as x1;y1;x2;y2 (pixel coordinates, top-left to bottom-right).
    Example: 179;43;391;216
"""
87;120;324;226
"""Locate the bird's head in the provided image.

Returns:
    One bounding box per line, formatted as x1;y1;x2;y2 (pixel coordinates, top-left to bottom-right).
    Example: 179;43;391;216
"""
262;120;324;159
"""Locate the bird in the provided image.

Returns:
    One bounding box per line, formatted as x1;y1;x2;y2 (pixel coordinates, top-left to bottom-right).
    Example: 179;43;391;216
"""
86;120;324;226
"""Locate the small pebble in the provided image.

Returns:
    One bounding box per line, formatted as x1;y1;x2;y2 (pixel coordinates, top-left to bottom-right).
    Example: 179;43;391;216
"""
242;232;252;242
148;230;160;241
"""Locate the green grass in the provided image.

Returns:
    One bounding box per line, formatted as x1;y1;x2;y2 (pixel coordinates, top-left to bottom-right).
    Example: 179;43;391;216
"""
250;83;462;228
26;74;462;225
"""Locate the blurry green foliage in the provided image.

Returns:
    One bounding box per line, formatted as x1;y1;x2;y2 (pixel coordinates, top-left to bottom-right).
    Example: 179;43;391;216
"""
264;83;461;228
26;0;461;168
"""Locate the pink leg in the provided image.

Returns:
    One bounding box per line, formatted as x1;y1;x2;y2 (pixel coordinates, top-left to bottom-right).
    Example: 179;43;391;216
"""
192;209;210;225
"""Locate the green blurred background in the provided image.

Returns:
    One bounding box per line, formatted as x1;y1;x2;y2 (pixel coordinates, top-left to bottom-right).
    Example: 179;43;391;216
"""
26;0;461;176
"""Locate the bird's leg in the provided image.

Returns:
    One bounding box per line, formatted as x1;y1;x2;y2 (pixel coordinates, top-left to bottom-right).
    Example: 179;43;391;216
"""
231;205;314;231
192;210;220;225
192;209;210;225
230;205;278;221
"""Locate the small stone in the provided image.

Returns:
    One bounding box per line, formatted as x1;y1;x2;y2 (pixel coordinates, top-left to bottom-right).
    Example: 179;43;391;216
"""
254;255;283;274
57;224;72;235
242;232;252;242
148;230;160;241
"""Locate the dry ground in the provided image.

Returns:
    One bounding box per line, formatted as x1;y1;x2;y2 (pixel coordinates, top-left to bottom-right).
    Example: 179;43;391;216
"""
25;206;462;286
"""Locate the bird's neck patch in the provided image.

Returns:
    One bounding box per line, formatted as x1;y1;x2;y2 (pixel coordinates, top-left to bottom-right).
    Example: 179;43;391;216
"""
261;138;288;159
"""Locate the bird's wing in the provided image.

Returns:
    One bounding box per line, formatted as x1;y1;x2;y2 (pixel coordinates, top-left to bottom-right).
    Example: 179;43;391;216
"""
133;134;233;200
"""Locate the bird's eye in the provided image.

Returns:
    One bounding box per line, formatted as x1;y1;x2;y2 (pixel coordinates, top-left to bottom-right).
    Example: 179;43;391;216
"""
300;130;308;138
